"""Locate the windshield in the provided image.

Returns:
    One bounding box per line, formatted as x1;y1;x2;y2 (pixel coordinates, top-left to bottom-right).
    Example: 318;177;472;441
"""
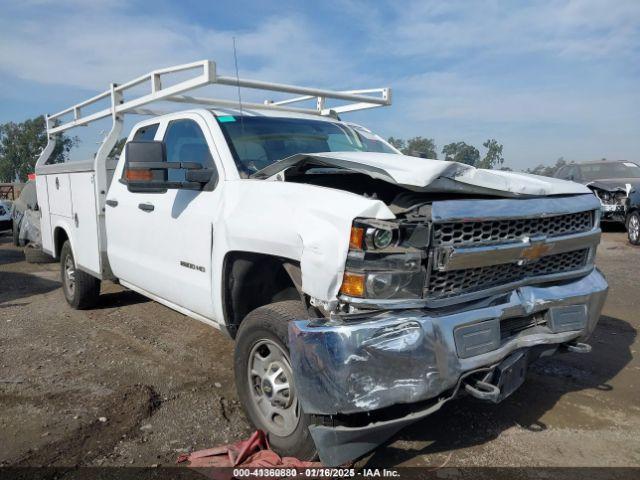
215;115;397;174
580;162;640;181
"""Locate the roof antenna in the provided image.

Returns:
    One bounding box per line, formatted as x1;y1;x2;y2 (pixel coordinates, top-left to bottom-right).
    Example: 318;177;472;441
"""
233;37;245;122
232;36;247;165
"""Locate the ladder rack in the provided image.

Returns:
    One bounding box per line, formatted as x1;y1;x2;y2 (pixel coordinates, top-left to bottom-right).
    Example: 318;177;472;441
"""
45;59;392;135
35;60;392;280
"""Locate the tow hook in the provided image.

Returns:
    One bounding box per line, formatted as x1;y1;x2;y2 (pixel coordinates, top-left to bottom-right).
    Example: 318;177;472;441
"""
464;380;501;403
464;350;528;404
564;342;592;354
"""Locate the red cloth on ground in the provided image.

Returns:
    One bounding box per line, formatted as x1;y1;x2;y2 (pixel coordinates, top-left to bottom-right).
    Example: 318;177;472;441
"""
176;430;321;468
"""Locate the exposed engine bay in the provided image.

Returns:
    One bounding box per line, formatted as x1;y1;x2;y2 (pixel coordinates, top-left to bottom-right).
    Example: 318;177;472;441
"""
587;181;632;223
273;156;601;316
286;169;495;212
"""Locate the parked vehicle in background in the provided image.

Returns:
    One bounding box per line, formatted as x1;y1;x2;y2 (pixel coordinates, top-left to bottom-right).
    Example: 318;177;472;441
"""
555;160;640;244
626;192;640;245
35;61;608;466
0;198;12;231
11;181;37;245
10;180;50;262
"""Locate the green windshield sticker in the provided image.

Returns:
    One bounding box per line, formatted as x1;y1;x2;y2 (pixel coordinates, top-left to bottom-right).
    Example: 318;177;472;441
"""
217;115;236;123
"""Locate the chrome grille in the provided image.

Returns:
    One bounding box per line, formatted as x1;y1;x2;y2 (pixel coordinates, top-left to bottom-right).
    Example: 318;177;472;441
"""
432;211;593;247
427;249;589;299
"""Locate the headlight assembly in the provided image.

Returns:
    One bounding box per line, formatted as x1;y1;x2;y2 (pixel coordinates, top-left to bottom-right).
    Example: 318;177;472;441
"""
340;219;429;301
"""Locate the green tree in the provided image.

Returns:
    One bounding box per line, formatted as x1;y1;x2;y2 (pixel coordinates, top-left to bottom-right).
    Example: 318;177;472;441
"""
441;141;480;166
387;136;438;158
525;157;567;177
387;136;405;151
477;139;504;169
404;137;437;159
551;157;567;176
0;116;78;182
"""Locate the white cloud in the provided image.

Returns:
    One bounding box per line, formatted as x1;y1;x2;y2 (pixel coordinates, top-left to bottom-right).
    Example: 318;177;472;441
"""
0;0;638;168
0;6;357;94
359;0;640;60
393;71;637;126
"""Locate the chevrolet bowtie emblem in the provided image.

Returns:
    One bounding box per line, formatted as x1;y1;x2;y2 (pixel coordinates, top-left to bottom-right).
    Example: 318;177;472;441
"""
520;239;553;262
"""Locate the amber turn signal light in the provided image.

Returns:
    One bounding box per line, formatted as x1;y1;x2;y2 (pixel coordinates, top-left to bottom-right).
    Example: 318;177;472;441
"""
340;271;365;297
125;169;153;181
349;226;364;250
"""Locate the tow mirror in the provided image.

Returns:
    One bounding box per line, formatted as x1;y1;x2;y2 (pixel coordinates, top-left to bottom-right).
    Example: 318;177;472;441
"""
123;141;216;193
186;168;216;184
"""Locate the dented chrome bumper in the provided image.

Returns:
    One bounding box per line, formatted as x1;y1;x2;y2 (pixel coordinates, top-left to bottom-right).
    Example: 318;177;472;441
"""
289;268;608;465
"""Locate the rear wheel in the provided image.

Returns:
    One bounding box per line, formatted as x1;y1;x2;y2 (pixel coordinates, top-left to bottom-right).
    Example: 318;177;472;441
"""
627;211;640;245
60;240;100;309
234;300;317;460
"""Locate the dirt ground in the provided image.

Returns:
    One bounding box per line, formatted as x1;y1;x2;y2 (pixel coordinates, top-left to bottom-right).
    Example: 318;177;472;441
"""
1;228;639;468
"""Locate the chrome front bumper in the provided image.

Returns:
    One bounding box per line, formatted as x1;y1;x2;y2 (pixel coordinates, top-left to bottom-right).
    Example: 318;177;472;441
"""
290;268;607;415
289;268;608;465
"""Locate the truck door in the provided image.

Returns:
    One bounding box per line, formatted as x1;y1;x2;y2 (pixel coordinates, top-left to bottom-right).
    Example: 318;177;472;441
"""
106;116;222;320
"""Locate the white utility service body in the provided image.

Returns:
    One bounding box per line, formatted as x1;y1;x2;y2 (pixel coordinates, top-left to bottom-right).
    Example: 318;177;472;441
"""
35;60;608;466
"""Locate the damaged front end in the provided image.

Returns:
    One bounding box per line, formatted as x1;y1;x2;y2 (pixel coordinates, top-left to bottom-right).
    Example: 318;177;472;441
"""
288;193;608;466
588;181;631;223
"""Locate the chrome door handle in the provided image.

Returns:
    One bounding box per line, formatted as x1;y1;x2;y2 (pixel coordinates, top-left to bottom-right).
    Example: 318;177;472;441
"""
106;199;118;207
138;203;155;212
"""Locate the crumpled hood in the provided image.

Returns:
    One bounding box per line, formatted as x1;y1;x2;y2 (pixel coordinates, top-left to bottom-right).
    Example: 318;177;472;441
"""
254;151;590;197
587;178;640;192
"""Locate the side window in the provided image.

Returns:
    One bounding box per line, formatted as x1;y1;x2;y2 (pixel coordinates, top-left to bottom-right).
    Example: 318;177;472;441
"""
163;119;213;182
557;166;577;180
567;166;578;181
555;166;568;179
132;123;159;141
571;166;582;181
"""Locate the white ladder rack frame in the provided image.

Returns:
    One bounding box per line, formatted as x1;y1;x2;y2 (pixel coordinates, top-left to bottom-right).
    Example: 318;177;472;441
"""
44;59;391;135
35;60;391;278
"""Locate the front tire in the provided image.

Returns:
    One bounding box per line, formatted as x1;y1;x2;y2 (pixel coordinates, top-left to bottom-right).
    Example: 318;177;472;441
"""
60;240;100;309
234;300;317;460
627;211;640;245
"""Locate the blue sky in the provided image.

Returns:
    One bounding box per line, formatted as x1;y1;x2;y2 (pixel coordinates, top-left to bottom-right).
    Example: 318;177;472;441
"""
0;0;638;169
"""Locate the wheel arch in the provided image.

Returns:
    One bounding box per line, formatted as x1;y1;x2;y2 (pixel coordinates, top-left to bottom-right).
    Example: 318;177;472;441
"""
52;224;73;260
221;251;307;338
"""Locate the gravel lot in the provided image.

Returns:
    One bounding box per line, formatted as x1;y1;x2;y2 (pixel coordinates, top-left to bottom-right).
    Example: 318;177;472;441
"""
1;229;639;467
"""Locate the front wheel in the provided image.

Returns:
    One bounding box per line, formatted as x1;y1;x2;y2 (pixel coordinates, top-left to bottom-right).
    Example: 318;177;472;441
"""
60;240;101;309
234;301;317;460
627;211;640;245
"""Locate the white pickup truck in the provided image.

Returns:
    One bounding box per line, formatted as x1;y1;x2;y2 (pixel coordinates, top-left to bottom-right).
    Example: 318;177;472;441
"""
35;61;608;466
